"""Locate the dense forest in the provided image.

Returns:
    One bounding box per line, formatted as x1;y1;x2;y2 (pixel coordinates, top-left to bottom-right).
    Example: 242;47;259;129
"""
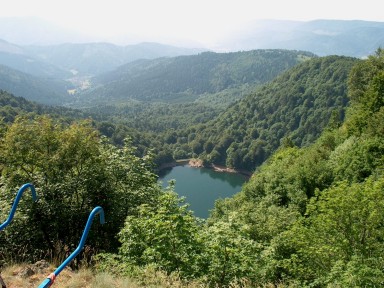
69;53;357;172
76;49;315;106
155;55;358;171
0;48;383;287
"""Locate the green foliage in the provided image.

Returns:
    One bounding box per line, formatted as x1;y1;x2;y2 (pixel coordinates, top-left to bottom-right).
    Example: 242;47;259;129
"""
280;177;384;286
118;188;203;278
202;49;384;286
0;115;160;262
177;55;357;171
0;89;97;123
109;188;269;287
2;46;384;287
71;48;384;286
90;101;221;133
346;48;384;135
329;135;384;183
199;216;261;287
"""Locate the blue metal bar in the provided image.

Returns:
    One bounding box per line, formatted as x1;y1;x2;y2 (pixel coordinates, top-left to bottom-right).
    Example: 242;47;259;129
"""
38;206;105;288
0;183;37;231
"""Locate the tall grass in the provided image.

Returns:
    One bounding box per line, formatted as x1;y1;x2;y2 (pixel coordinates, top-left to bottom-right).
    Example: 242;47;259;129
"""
0;263;205;288
1;262;291;287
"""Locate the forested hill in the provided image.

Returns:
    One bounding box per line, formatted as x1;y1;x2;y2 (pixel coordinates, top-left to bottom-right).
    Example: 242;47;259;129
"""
205;49;384;287
0;53;359;173
0;50;71;79
77;49;315;105
0;89;92;122
171;55;358;171
0;64;71;105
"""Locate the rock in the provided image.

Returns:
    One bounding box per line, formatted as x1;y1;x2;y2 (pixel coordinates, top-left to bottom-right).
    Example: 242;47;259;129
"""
18;267;35;278
188;159;204;167
33;260;50;273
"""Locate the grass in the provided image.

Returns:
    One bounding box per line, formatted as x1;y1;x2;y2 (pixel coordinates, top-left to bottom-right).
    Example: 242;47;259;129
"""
1;261;289;287
0;262;204;288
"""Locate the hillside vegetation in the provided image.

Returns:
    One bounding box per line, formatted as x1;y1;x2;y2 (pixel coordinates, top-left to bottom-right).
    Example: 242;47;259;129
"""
0;48;383;287
143;55;357;170
0;89;95;122
91;49;384;287
0;53;357;171
78;49;315;105
0;64;72;105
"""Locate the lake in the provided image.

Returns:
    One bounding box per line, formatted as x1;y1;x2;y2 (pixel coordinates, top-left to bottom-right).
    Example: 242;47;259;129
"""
158;165;248;218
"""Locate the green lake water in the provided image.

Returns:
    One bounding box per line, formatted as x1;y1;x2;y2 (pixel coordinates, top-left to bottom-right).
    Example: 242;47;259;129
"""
158;165;248;218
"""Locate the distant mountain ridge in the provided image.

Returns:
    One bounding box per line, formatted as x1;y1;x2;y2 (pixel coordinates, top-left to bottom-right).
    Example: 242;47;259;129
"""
24;42;206;75
1;17;383;58
0;38;207;103
0;18;382;107
0;38;207;77
220;19;384;58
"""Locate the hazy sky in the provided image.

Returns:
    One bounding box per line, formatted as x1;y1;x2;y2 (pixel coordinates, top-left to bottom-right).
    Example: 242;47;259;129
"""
1;0;383;47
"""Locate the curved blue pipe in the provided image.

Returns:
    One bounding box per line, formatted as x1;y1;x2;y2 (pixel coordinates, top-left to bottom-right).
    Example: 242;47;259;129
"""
0;183;37;231
38;206;105;288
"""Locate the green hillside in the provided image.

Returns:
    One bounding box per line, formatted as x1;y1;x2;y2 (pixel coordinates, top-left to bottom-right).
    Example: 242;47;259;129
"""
77;49;315;105
0;52;358;172
0;89;93;122
203;48;384;287
89;49;384;288
0;64;72;105
157;55;358;170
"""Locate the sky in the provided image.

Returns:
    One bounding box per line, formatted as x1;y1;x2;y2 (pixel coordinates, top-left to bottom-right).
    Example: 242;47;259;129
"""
1;0;384;47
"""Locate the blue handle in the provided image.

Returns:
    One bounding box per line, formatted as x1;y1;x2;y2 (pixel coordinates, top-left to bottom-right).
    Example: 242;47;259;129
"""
0;183;37;231
38;206;105;288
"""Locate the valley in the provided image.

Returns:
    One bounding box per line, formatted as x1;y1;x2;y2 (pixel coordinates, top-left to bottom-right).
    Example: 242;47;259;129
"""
0;17;383;287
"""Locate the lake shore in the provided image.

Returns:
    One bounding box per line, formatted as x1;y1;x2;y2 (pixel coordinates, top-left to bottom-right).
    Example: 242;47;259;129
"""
158;158;252;177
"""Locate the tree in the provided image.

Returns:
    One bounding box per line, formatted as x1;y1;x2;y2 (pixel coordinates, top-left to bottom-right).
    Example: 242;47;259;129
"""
118;189;203;278
280;177;384;285
347;48;384;135
0;115;160;262
199;215;261;287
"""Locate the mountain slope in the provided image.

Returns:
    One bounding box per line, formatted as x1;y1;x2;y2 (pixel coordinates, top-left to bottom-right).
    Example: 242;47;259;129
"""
0;39;71;79
24;42;206;76
78;49;316;105
0;89;93;122
0;64;72;105
178;55;359;170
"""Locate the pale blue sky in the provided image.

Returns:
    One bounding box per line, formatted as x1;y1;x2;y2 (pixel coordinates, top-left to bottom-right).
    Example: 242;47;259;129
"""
1;0;383;47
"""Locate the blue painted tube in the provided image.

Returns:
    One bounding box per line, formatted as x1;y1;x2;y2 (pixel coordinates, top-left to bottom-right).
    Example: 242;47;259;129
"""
39;278;52;288
38;206;105;288
0;183;37;231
